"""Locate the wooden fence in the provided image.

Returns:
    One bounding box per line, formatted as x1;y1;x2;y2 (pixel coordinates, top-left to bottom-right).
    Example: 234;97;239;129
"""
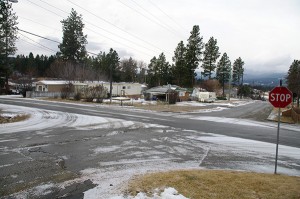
26;91;62;98
291;106;300;123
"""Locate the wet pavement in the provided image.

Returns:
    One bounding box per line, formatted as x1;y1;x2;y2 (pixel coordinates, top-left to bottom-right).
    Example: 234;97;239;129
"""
0;101;299;198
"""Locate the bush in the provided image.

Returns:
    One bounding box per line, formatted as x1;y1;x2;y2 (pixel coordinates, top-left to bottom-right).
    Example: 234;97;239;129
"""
74;92;81;101
60;83;74;99
82;85;107;102
217;96;227;100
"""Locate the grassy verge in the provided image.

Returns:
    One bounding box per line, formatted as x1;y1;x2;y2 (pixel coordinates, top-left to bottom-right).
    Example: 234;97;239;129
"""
127;170;300;199
0;114;30;124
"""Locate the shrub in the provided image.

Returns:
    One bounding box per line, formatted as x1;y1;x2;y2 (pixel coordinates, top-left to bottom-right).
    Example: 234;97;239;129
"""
60;83;74;99
217;96;227;100
74;92;81;101
82;85;107;102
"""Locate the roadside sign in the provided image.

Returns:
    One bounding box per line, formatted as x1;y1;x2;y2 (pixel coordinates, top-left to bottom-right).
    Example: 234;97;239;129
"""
269;86;293;108
268;84;293;174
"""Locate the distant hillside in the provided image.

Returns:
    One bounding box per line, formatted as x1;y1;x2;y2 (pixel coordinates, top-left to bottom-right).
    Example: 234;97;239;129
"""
195;71;287;87
243;72;287;87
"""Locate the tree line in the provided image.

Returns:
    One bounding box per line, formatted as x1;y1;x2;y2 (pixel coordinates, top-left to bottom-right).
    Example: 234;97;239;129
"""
1;4;299;103
1;7;245;91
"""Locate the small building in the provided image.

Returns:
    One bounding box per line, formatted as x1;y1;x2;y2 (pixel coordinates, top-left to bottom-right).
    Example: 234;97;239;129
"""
144;85;183;103
198;92;216;102
35;80;87;92
87;82;145;99
176;87;190;101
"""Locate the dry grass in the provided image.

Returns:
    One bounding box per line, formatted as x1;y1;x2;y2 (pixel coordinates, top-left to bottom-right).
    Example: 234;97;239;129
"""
133;102;206;113
127;170;300;199
273;108;295;124
44;98;207;113
0;114;30;124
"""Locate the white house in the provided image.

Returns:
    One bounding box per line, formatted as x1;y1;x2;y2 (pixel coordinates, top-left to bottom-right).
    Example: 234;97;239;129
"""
87;81;146;98
35;80;87;93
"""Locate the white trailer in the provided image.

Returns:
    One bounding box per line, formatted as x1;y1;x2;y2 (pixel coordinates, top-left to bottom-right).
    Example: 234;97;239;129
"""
198;92;216;102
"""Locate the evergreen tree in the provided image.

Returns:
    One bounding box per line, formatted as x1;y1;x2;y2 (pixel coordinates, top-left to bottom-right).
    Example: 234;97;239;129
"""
147;56;158;87
148;53;171;87
216;53;231;96
120;57;137;82
0;0;18;93
157;53;171;85
185;25;204;87
106;48;120;82
172;41;186;86
58;8;87;62
136;61;147;84
202;37;220;79
286;60;300;107
232;57;245;85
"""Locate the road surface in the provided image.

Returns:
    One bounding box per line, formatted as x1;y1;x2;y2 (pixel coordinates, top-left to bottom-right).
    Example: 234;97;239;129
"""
0;97;299;198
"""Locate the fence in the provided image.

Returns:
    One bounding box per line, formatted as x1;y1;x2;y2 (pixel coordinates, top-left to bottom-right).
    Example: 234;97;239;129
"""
291;106;300;123
26;91;62;98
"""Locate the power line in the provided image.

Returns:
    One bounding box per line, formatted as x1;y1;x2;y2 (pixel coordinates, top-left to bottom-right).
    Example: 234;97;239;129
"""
18;32;57;53
147;0;188;33
38;0;67;15
19;29;60;44
128;0;182;38
66;0;167;54
18;29;99;56
25;0;64;18
18;15;61;32
25;0;165;58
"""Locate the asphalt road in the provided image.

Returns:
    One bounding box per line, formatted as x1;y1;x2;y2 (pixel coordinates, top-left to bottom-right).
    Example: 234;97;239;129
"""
1;97;300;198
0;97;299;148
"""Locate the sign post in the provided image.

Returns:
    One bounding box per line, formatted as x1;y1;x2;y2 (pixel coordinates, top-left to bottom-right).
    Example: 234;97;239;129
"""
269;82;293;174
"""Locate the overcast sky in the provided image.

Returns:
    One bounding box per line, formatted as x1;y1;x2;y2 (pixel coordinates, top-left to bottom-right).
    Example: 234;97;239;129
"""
12;0;300;74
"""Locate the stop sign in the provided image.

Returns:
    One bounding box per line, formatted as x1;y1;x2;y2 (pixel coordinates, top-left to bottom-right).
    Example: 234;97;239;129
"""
269;86;293;108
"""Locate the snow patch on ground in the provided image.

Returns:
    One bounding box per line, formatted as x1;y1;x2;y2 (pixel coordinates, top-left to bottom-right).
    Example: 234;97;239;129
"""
192;116;272;128
0;104;138;134
107;187;188;199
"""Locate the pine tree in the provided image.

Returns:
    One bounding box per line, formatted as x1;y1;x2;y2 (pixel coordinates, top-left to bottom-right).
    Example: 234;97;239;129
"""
148;53;171;87
202;37;220;79
216;53;231;96
58;9;87;62
185;25;204;87
0;1;18;93
286;60;300;107
120;57;137;82
172;41;186;86
232;57;245;85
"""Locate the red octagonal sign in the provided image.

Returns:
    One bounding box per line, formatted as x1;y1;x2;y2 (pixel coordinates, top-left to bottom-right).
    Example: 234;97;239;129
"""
269;86;293;108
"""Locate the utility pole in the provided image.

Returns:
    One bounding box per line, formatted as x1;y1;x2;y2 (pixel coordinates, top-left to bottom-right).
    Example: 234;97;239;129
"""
109;63;113;104
228;67;232;101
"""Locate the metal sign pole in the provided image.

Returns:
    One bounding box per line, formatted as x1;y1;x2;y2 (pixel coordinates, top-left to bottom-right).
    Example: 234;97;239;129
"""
274;79;282;174
274;107;281;174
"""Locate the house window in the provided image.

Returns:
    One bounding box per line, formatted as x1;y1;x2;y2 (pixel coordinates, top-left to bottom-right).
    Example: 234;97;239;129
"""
122;86;126;89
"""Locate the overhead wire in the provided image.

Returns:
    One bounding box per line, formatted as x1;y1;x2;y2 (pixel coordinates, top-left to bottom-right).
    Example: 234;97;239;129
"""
147;0;188;33
18;32;57;53
19;29;60;44
66;0;168;54
25;0;64;18
25;0;162;58
128;0;182;38
18;28;99;56
18;15;61;32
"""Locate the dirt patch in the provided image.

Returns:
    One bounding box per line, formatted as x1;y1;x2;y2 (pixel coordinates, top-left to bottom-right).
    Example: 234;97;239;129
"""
133;103;207;113
0;114;30;124
127;170;300;199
